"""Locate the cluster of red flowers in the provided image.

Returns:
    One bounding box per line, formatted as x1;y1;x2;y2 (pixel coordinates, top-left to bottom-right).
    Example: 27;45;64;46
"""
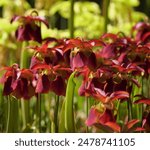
0;14;150;132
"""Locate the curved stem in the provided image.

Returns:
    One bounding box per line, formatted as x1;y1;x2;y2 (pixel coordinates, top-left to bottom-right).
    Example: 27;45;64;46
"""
65;71;76;132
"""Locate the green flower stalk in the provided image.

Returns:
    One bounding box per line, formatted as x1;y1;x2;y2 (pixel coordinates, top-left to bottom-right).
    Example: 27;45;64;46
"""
103;0;110;33
69;0;75;38
20;42;30;130
54;95;60;133
36;94;42;132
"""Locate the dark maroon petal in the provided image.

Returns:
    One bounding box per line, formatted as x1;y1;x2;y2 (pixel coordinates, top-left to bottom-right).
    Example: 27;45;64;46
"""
44;56;52;65
70;52;85;70
104;78;114;93
21;78;35;99
117;52;129;64
13;78;27;99
51;76;66;96
92;77;105;89
12;78;35;99
30;25;42;43
36;75;50;93
15;26;30;41
86;52;97;70
63;50;71;66
99;44;115;59
44;50;63;65
15;23;42;43
25;84;35;99
3;76;13;95
12;79;22;99
114;80;127;91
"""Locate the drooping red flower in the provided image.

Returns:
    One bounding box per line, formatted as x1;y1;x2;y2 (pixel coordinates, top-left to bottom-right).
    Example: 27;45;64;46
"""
86;106;120;132
35;74;51;93
0;64;35;99
86;107;115;126
30;40;64;66
132;22;150;44
97;33;136;61
11;12;49;43
31;63;71;96
0;64;19;95
133;44;150;77
62;38;101;70
86;106;144;133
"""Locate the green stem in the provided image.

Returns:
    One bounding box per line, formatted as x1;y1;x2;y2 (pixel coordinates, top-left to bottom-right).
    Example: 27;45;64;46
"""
141;77;144;119
20;42;28;69
6;96;11;133
103;0;110;33
21;100;30;130
12;97;19;132
20;42;30;130
129;98;133;119
6;96;19;133
69;0;75;38
54;95;59;133
86;97;89;133
127;99;131;121
36;94;42;132
116;100;120;122
127;98;133;121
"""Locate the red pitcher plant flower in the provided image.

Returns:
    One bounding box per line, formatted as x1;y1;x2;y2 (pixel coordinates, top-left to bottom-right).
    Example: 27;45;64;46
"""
0;64;35;99
11;11;49;43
